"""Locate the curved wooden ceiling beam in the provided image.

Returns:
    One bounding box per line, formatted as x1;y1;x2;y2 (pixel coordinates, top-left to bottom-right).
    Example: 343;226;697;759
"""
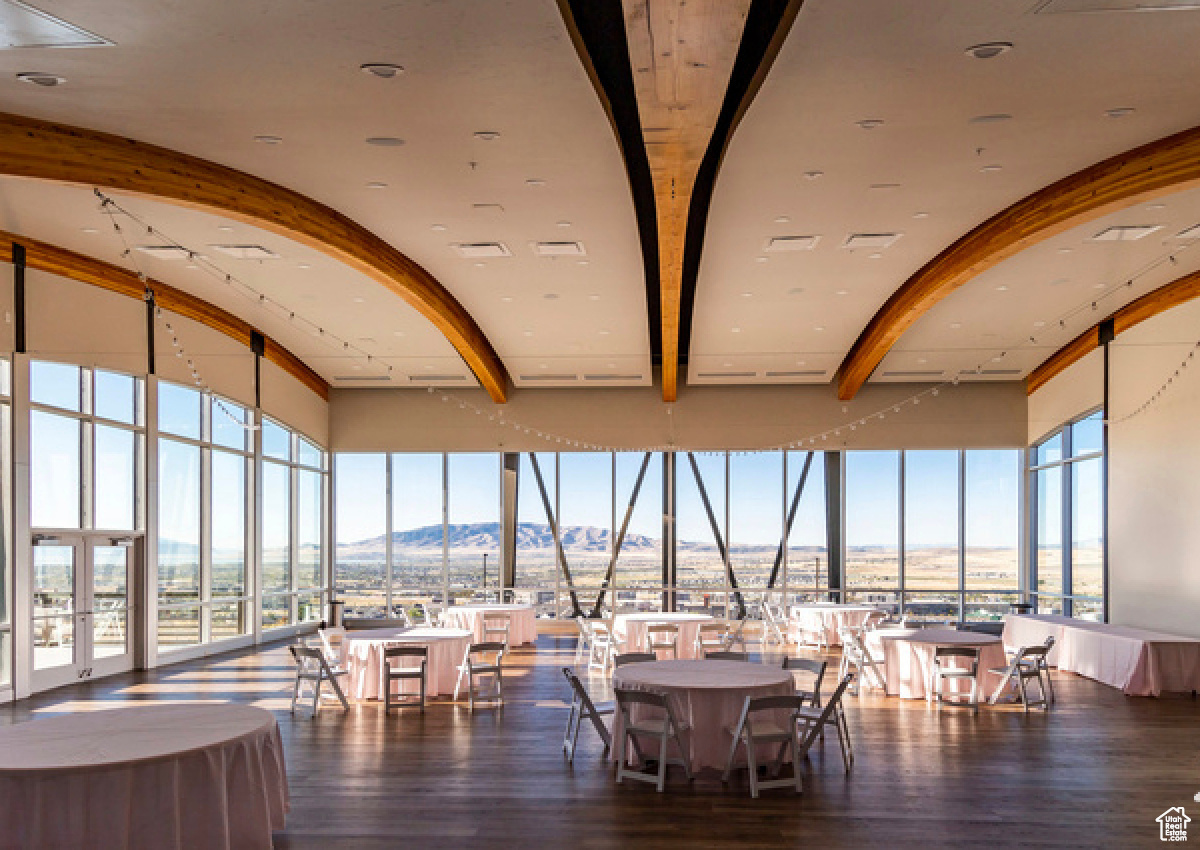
1026;268;1200;395
0;230;329;400
0;111;509;402
837;124;1200;401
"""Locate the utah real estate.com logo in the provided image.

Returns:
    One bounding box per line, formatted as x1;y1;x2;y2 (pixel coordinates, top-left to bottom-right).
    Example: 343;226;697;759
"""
1157;799;1196;842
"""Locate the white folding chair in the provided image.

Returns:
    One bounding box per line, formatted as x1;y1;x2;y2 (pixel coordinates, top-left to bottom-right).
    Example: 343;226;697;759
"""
317;626;346;666
695;621;730;657
614;687;693;792
782;657;827;707
793;616;829;653
589;620;619;674
932;645;981;712
760;602;788;647
988;644;1051;712
722;694;809;797
838;627;886;693
574;616;594;665
795;673;856;772
383;645;427;713
645;623;679;659
454;641;506;709
724;617;751;653
289;644;349;715
482;612;511;649
561;667;613;761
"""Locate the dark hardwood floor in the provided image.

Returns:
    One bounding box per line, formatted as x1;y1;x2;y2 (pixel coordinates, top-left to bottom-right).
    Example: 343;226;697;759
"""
3;634;1197;849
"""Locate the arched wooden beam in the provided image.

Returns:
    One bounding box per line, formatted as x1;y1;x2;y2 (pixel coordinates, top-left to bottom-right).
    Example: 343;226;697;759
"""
837;124;1200;400
1026;268;1200;395
0;111;509;401
0;231;329;400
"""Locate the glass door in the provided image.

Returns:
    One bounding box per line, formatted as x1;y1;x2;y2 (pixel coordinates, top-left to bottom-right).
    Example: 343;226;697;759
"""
31;536;134;691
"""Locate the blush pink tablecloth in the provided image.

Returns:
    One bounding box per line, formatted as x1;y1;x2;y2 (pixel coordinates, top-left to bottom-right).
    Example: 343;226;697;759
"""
613;612;715;660
1001;613;1072;665
870;629;1006;700
611;659;793;771
445;604;538;645
0;704;288;850
788;604;883;646
343;627;472;700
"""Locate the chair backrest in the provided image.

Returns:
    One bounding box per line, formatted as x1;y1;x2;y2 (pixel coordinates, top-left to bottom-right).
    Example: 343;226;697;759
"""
290;644;333;676
614;686;670;712
863;610;887;630
743;693;811;714
317;627;345;660
575;616;593;639
706;650;749;661
483;612;510;635
343;617;408;631
807;673;855;730
614;652;657;667
782;657;827;700
591;619;613;638
839;627;869;660
468;641;506;662
1017;644;1051;662
935;645;981;660
562;667;602;716
696;622;725;638
646;623;678;637
384;645;428;660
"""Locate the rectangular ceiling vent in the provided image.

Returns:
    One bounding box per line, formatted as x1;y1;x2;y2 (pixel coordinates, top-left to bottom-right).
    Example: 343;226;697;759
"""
519;374;577;381
843;232;901;250
765;370;826;377
209;244;281;260
452;242;511;259
697;371;757;378
583;374;644;381
531;241;586;257
1089;225;1162;242
962;368;1022;376
1035;0;1200;13
471;203;505;215
408;374;468;382
882;369;945;378
1173;223;1200;240
332;374;391;382
0;1;112;48
135;245;191;260
765;236;819;253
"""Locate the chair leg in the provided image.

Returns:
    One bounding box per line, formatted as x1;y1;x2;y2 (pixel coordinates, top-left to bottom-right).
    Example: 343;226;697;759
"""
836;706;853;770
746;732;760;798
589;707;612;751
310;676;322;716
327;672;349;710
290;674;302;714
1040;662;1056;704
563;699;579;756
721;723;743;783
1017;673;1029;714
615;725;628;784
420;669;426;713
988;668;1016;705
656;732;669;793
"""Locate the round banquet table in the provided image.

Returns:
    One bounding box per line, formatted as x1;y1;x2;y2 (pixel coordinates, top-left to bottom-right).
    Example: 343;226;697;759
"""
867;628;1007;700
611;659;794;771
343;626;472;700
0;704;288;850
444;604;538;645
613;612;715;660
788;603;883;646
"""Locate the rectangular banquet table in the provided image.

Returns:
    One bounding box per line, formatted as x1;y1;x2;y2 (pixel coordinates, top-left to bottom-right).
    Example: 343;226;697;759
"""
870;628;1007;701
1004;614;1200;696
342;626;472;700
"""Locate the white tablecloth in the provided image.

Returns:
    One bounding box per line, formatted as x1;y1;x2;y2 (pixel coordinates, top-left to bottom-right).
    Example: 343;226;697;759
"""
613;612;715;660
870;629;1006;700
343;627;472;700
0;704;288;850
612;659;793;770
444;604;538;645
788;604;883;646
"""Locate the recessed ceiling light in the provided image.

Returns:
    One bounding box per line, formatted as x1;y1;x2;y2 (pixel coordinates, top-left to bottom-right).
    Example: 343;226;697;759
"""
1145;203;1167;212
298;263;311;269
544;293;559;300
366;137;405;147
722;361;733;368
81;227;98;234
352;364;363;371
1090;224;1162;242
868;252;883;259
913;212;929;219
186;264;198;269
16;71;65;87
813;326;825;332
969;113;1013;124
965;42;1013;60
525;178;546;187
740;291;753;298
995;284;1009;291
577;260;589;266
1033;321;1046;328
598;329;611;336
500;296;514;302
431;224;447;231
1058;247;1073;254
360;63;404;79
950;322;963;329
917;357;928;364
393;330;406;337
803;170;824;180
539;363;548;370
835;289;849;295
607;363;616;369
588;294;600;301
352;297;365;303
755;256;768;263
474;131;501;141
473;262;485;268
522;329;533;337
217;225;234;233
796;359;806;366
980;164;1003;173
856;119;884;130
424;364;434;370
253;135;283;145
1105;107;1135;119
556;221;571;228
788;287;804;296
774;216;790;224
366;181;388;189
1093;283;1107;289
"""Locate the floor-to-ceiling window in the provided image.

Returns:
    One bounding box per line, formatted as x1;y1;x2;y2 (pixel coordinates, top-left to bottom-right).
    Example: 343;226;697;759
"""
1029;410;1105;619
0;359;10;691
845;451;901;610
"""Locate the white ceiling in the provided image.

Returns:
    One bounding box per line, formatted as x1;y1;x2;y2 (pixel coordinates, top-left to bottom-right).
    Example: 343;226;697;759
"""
0;0;651;388
692;0;1200;385
0;0;1199;393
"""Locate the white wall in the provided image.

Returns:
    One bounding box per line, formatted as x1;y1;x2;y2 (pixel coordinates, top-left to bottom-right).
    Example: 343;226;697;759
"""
1027;348;1102;445
329;380;1029;452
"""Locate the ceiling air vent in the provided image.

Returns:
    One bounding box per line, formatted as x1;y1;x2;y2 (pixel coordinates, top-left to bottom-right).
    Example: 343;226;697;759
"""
881;369;945;378
843;233;901;250
135;245;191;260
531;241;586;257
1173;224;1200;240
519;374;577;381
1035;0;1200;13
583;374;644;381
0;1;112;48
765;370;826;377
961;368;1023;376
1089;225;1162;242
452;242;511;259
408;374;468;382
209;244;281;260
332;375;391;382
697;371;757;378
765;236;819;253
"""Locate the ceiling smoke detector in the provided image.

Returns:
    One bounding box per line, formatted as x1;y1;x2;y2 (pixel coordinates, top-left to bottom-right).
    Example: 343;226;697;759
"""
15;70;64;86
360;63;404;78
965;42;1013;59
